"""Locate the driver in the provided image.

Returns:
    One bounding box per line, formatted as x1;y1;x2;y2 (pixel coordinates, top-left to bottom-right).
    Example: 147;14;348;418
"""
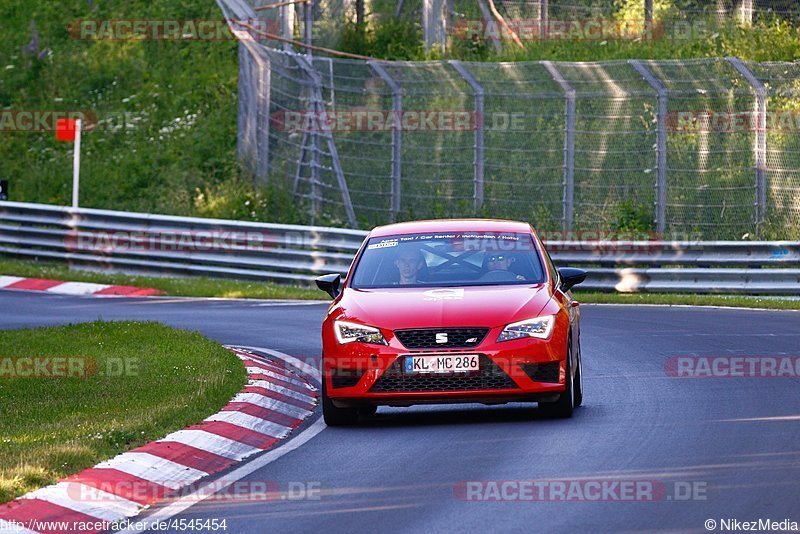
394;247;426;285
486;253;525;280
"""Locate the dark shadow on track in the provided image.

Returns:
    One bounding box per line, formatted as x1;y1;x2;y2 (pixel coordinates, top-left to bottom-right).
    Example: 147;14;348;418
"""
355;404;587;428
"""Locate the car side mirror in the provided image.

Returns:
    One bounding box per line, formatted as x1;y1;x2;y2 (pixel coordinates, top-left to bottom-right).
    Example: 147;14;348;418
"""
558;267;587;292
315;273;342;299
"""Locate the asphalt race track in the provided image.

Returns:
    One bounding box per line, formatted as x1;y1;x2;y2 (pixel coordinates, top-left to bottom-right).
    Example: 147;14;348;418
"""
2;290;799;533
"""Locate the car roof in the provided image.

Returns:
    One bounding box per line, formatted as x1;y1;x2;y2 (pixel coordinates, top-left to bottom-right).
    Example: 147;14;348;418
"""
369;219;533;238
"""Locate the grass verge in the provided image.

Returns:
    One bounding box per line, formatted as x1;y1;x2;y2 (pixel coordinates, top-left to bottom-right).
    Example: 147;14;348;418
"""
0;256;322;300
0;320;247;503
573;291;800;310
2;255;798;309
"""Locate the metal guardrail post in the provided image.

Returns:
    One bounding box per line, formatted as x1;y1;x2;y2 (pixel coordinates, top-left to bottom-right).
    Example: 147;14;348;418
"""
726;56;768;226
543;61;575;232
295;54;357;228
369;61;403;221
449;60;485;213
630;60;668;234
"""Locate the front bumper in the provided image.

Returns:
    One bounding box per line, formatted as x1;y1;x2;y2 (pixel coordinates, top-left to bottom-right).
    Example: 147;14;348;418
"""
323;327;568;408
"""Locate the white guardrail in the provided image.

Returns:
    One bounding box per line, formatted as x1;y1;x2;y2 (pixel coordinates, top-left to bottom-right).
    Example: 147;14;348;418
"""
1;201;799;294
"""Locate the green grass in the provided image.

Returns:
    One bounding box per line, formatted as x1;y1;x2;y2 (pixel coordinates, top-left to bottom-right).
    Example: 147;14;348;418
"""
447;18;800;63
0;0;243;215
365;0;800;63
4;0;800;230
573;291;800;310
0;256;323;300
0;321;248;503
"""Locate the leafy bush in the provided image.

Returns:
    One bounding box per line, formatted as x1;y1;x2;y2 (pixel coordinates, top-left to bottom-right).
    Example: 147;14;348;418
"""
338;18;424;60
192;173;305;224
611;200;654;232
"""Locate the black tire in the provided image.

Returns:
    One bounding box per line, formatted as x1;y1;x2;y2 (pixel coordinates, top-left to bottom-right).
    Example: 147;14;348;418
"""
538;341;575;419
322;376;359;426
573;338;583;408
358;405;378;419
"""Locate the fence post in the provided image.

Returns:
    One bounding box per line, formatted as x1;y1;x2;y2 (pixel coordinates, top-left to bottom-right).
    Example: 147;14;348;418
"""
644;0;653;29
740;0;753;25
449;60;485;214
543;61;575;232
540;0;548;39
303;0;314;48
295;54;357;228
236;43;251;171
293;130;309;198
256;50;271;182
630;60;668;234
726;56;768;226
423;0;446;53
280;0;295;51
475;0;502;52
369;61;403;221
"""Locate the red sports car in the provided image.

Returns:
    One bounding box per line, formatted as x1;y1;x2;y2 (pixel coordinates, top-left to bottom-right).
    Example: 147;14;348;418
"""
315;219;587;426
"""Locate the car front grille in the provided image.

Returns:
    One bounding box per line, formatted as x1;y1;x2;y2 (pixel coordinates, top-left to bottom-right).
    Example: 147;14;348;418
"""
393;328;489;349
520;361;561;383
370;354;518;393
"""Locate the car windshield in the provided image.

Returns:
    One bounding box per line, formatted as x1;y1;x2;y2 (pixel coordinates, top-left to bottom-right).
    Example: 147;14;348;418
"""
350;231;545;289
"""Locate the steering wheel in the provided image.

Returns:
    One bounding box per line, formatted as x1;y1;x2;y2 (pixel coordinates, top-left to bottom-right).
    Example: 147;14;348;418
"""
479;270;519;282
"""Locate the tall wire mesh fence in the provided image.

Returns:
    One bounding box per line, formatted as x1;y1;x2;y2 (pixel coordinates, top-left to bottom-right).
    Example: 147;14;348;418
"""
224;1;800;239
249;1;800;53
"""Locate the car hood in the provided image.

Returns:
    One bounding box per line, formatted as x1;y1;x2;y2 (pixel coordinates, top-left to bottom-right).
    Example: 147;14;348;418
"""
336;284;552;330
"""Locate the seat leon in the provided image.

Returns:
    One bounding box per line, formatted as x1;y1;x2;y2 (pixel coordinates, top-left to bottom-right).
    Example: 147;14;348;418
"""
315;219;587;426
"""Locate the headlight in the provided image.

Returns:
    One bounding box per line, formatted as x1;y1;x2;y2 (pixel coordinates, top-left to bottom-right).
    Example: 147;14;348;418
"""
334;320;387;345
497;315;555;342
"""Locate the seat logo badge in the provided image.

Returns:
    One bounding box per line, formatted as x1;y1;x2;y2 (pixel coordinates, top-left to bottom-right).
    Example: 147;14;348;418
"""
435;333;448;344
423;288;465;301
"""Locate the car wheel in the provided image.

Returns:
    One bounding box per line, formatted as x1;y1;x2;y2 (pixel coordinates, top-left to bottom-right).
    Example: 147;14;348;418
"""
358;405;378;419
538;341;574;419
573;338;583;408
322;376;359;426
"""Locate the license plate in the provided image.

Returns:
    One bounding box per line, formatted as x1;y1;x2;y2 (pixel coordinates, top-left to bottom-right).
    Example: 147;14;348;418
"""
404;354;480;374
